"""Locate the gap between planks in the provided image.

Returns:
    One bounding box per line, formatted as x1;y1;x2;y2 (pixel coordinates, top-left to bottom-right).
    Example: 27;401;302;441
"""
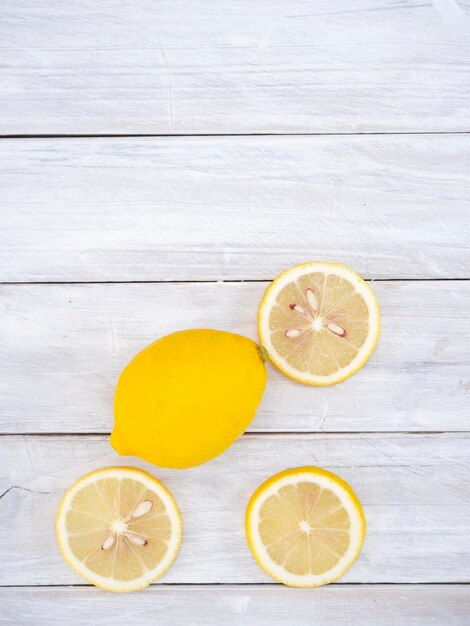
1;131;470;139
1;582;469;588
0;432;468;437
0;278;469;286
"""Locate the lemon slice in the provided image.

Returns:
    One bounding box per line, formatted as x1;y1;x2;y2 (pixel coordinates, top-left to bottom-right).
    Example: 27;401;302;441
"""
56;467;182;592
246;467;366;587
258;262;380;385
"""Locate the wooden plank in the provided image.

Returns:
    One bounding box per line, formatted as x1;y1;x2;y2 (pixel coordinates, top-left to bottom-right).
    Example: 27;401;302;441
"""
1;585;469;626
1;0;469;134
0;433;469;584
1;281;468;434
1;135;469;281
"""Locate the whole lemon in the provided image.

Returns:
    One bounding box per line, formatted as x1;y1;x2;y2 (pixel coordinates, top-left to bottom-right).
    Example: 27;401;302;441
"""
111;329;267;469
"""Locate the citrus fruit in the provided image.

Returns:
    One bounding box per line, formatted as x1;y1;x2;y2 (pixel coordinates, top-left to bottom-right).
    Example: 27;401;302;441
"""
245;466;366;587
56;467;182;592
258;262;380;385
112;329;267;469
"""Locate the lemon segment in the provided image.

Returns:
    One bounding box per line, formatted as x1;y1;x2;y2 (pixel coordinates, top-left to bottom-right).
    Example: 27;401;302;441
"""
56;467;182;592
258;262;380;385
245;467;366;587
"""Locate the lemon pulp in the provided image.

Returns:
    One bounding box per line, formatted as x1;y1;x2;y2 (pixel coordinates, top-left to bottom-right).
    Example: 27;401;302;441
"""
258;262;380;385
56;467;181;592
246;467;366;587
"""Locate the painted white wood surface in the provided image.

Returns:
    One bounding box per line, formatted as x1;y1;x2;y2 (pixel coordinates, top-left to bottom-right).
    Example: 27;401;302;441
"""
1;0;470;134
1;281;468;434
1;585;469;626
1;135;469;282
2;1;469;620
1;433;469;585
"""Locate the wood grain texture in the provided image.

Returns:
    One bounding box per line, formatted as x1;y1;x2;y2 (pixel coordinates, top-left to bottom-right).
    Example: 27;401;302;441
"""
1;281;468;434
2;0;469;619
0;433;469;585
1;135;470;281
1;585;469;626
1;0;470;134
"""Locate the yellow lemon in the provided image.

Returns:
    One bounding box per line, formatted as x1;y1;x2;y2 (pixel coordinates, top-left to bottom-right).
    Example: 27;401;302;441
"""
258;262;380;385
112;329;267;469
245;466;366;587
56;467;182;592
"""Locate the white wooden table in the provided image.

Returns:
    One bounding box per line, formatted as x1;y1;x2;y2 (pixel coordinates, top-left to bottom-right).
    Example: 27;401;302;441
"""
1;1;470;624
